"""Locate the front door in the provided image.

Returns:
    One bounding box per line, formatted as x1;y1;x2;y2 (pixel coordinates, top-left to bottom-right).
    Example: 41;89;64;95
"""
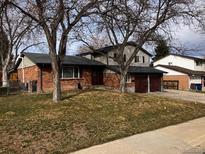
92;70;103;85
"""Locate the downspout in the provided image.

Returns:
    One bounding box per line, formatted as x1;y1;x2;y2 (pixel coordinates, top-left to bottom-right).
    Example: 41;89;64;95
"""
147;74;150;93
39;66;43;92
19;57;25;83
161;74;164;92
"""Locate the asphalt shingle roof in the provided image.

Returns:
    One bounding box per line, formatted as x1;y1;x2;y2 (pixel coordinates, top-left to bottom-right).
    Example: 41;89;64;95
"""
107;65;165;74
19;53;164;74
156;65;205;75
154;54;205;62
23;52;105;66
77;42;153;57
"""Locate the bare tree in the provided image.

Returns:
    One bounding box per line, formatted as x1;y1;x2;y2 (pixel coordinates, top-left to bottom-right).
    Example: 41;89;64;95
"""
77;34;111;54
9;0;104;102
0;1;38;87
85;0;202;92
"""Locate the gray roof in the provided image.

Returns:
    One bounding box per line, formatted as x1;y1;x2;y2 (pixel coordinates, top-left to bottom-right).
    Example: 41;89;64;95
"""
77;42;153;57
107;65;165;74
169;53;205;61
154;53;205;62
156;65;205;75
22;52;105;66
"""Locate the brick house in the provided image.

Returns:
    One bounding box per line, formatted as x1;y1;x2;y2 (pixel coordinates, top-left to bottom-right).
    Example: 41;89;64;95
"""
78;42;164;93
16;52;104;92
16;44;164;93
153;54;205;91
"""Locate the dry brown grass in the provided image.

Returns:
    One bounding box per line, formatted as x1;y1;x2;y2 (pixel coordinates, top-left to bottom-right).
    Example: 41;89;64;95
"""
0;90;205;153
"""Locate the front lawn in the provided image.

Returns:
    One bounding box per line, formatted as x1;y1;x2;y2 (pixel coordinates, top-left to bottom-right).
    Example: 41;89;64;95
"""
0;90;205;153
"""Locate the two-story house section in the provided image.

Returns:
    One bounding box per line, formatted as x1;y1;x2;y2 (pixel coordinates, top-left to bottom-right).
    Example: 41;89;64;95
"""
78;42;165;93
153;54;205;91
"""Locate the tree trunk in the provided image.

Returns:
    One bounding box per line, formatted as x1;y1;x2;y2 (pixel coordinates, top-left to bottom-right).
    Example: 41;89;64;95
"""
2;66;8;87
50;53;61;102
119;70;127;93
52;68;61;102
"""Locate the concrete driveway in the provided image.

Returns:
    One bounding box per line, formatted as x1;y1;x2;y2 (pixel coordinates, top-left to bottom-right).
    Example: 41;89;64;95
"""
72;117;205;154
154;90;205;104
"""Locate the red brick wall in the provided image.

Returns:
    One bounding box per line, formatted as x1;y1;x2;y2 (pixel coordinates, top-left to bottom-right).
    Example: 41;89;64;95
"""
163;75;190;90
18;65;41;92
103;73;135;91
18;65;93;92
18;66;39;82
103;73;120;89
41;67;92;92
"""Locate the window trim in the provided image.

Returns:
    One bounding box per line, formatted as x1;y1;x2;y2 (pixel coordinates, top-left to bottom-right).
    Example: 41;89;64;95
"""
196;60;202;66
61;66;80;79
124;54;126;62
142;56;145;63
114;53;117;59
126;74;132;83
135;56;139;63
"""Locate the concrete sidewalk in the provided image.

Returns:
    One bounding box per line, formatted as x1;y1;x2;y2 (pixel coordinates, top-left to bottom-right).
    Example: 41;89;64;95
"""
72;117;205;154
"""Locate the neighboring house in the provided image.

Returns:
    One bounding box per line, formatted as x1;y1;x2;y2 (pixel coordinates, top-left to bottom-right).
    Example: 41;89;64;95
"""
153;54;205;91
78;42;164;93
15;44;164;93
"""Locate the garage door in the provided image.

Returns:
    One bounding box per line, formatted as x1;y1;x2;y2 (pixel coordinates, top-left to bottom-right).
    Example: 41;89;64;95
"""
150;75;162;92
163;80;179;90
135;75;148;93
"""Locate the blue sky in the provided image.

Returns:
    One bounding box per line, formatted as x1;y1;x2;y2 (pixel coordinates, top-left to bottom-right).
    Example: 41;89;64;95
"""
172;25;205;57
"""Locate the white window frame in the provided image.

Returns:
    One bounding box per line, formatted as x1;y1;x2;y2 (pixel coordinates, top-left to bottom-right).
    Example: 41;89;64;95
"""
61;66;80;79
126;74;132;83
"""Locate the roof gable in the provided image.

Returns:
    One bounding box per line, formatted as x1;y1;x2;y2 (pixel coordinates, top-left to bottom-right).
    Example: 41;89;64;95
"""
77;42;153;57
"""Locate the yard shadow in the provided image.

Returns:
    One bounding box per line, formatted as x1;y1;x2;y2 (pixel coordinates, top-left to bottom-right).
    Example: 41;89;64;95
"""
62;89;93;100
62;89;107;101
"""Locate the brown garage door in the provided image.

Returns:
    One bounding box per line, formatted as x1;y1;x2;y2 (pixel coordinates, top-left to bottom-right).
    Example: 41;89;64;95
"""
135;75;148;93
150;75;161;92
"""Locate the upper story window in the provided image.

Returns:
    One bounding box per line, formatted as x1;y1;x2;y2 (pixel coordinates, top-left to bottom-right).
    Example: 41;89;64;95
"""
142;56;145;63
124;54;126;62
135;56;140;63
114;53;117;59
196;60;202;66
168;62;173;65
62;67;80;79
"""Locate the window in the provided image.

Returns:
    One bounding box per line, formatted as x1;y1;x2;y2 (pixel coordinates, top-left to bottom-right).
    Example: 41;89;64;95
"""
142;56;145;63
196;60;202;66
124;54;126;62
62;67;80;79
135;56;139;63
126;74;131;83
114;53;117;59
168;62;173;65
